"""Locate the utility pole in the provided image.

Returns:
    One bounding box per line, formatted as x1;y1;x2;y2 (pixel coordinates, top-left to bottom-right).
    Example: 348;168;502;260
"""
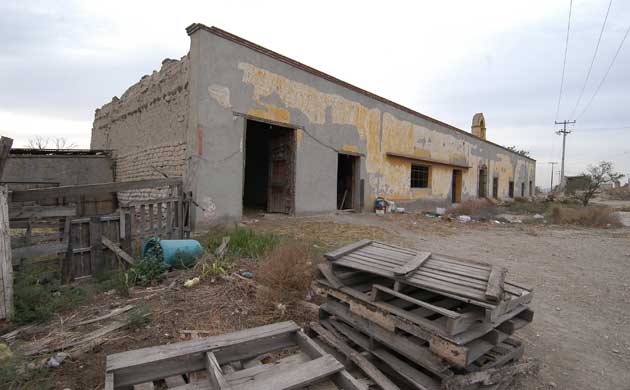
555;120;575;189
548;162;558;192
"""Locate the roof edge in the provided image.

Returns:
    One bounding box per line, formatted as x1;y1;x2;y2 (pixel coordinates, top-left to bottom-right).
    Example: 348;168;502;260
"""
186;23;535;162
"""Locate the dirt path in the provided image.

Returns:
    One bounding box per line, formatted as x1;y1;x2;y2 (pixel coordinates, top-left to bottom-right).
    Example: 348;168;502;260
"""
327;213;630;390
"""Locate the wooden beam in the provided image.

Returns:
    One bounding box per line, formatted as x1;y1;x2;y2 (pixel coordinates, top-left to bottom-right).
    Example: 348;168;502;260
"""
102;237;135;265
0;186;13;320
10;177;182;202
90;217;104;275
9;206;76;220
325;240;372;261
370;284;460;319
0;137;13;180
11;242;67;263
393;251;431;277
442;360;539;389
310;322;400;390
205;351;231;389
485;266;507;302
317;263;344;289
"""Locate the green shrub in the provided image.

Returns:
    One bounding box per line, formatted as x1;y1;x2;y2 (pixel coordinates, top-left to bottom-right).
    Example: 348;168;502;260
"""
205;227;280;259
13;270;88;325
126;303;151;330
128;254;168;287
0;352;47;390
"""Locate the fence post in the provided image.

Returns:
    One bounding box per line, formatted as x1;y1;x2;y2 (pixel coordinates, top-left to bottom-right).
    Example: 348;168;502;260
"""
0;186;14;321
62;217;73;283
90;217;104;275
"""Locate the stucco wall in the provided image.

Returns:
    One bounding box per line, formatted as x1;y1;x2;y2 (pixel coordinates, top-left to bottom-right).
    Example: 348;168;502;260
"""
187;28;535;226
91;57;191;182
2;154;113;190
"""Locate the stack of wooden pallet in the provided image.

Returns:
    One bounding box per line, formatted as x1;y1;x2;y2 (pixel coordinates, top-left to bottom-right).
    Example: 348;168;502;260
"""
312;240;537;390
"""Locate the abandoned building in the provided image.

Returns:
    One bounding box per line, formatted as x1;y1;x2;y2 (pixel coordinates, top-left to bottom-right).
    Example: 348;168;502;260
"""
90;24;536;228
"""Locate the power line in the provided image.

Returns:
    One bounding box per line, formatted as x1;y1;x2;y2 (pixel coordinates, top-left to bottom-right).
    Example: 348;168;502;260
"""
573;126;630;131
555;120;576;189
569;0;613;118
555;0;574;121
578;23;630;119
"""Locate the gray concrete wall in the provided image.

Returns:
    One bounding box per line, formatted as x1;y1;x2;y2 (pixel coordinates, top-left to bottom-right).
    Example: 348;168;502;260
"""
2;154;113;190
186;28;536;226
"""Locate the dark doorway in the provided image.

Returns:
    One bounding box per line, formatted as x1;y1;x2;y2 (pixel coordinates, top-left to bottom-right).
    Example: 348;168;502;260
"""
243;119;295;214
451;169;462;203
492;177;499;198
521;182;525;197
478;167;488;198
337;154;358;210
508;181;514;198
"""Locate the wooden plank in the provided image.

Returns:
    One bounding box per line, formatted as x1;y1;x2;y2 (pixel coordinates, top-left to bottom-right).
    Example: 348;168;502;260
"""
102;237;135;265
321;300;452;378
225;353;309;386
104;372;114;390
106;321;300;388
326;319;441;390
231;354;343;390
140;205;146;244
10;177;183;202
166;201;173;239
156;202;162;237
90;217;104;275
11;242;66;262
205;351;231;389
62;217;73;283
9;206;77;220
310;323;400;390
317;263;344;289
119;209;126;240
371;284;460;319
393;251;431;277
0;137;13;180
0;186;13;320
133;383;155;390
325;240;372;261
485;266;506;302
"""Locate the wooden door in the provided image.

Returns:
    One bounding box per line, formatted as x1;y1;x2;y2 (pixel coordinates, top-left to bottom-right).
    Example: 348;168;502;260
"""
267;131;295;214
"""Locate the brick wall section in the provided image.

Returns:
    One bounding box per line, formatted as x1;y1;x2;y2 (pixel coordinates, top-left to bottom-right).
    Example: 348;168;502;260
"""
115;143;187;205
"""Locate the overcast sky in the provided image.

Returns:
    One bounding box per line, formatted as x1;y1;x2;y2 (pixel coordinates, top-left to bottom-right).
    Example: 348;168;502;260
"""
1;0;629;188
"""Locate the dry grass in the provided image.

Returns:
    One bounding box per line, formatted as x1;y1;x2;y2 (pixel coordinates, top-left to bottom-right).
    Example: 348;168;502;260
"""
605;187;630;200
256;242;319;301
448;199;497;218
549;206;621;227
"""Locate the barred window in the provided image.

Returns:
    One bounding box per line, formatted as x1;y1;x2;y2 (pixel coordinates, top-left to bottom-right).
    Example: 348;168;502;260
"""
411;165;429;188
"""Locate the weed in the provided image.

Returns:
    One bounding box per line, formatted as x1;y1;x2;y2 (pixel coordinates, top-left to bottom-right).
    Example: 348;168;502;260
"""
257;242;318;300
0;352;48;390
170;249;197;269
503;198;549;214
128;254;168;287
13;269;88;325
126;303;151;330
448;199;497;218
549;206;621;227
205;226;280;259
94;267;132;298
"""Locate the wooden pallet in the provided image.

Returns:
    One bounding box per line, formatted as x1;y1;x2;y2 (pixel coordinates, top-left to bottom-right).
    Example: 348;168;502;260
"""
315;311;532;390
104;321;366;390
324;240;533;322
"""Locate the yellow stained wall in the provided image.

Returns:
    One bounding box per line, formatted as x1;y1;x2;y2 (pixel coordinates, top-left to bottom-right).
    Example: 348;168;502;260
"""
216;63;534;202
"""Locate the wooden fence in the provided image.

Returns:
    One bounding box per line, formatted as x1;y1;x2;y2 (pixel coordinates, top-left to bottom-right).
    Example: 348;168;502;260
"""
8;178;191;282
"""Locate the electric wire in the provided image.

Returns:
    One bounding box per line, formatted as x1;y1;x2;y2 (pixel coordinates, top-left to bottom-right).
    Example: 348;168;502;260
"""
569;0;613;118
555;0;574;121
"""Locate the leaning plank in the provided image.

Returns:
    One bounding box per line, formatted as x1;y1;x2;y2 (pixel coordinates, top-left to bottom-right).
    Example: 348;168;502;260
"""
0;137;12;179
485;266;506;302
371;284;460;319
317;263;344;289
393;251;431;277
11;177;183;202
0;186;13;320
206;351;231;389
231;354;343;390
325;240;372;261
107;321;299;388
68;305;135;329
442;360;539;390
310;322;400;390
102;237;135;265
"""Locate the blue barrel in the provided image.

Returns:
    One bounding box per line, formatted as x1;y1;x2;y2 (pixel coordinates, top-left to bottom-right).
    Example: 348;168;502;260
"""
142;238;204;266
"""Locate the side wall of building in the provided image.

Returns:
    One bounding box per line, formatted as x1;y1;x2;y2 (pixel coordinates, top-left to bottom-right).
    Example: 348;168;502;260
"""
90;57;191;203
187;29;535;226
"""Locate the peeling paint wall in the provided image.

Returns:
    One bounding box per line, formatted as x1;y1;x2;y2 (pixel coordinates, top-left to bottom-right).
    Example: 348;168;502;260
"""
188;29;535;225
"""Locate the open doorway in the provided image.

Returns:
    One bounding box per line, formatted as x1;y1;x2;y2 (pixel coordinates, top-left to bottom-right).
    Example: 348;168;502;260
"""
243;119;295;214
451;169;462;203
337;154;358;210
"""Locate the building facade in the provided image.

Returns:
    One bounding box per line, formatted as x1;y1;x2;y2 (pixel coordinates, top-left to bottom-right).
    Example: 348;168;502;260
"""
91;24;536;228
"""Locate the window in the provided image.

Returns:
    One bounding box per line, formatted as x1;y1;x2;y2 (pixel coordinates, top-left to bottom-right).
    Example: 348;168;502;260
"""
521;182;525;197
411;165;429;188
529;181;533;196
508;181;514;198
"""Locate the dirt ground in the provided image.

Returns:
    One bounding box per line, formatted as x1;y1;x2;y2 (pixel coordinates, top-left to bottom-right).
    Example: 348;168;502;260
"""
9;211;630;390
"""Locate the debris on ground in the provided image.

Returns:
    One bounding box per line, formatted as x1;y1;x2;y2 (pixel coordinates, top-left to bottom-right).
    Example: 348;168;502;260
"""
457;215;472;223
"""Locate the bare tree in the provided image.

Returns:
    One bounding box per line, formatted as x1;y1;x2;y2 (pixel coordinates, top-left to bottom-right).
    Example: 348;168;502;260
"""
27;135;49;149
506;146;531;157
573;161;625;206
27;136;77;150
